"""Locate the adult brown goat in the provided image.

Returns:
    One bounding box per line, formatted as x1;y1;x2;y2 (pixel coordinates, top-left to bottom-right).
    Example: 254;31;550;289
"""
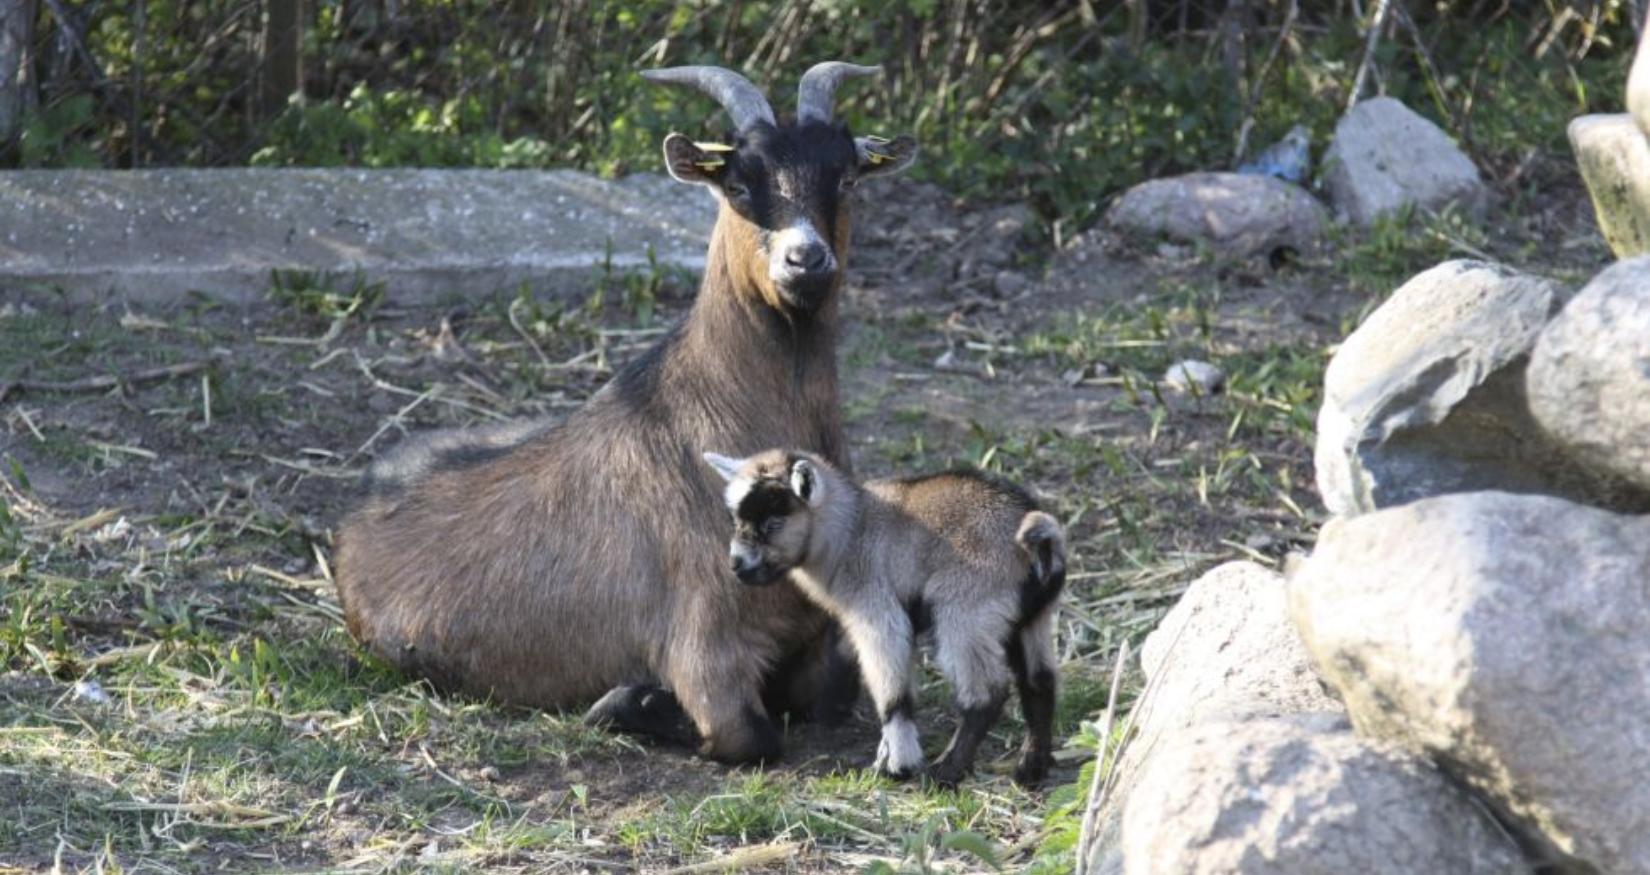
333;62;917;764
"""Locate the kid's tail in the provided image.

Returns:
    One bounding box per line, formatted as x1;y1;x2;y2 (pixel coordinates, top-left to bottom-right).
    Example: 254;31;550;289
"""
1015;511;1067;618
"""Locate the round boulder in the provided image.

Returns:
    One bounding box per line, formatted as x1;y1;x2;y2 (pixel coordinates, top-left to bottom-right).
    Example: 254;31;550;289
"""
1106;171;1327;258
1528;256;1650;491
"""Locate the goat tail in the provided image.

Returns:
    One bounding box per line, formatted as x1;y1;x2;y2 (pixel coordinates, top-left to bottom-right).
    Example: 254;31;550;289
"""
1016;510;1068;599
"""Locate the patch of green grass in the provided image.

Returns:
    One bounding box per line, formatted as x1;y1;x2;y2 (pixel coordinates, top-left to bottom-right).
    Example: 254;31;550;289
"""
1335;205;1489;299
1021;283;1219;382
268;269;385;325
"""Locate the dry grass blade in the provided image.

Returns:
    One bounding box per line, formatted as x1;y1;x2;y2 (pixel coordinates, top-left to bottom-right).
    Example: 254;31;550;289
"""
656;841;802;874
101;799;290;827
0;360;213;402
58;508;123;538
1074;640;1130;875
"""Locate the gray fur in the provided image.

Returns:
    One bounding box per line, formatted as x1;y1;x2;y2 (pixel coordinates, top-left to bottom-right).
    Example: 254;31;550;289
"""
707;450;1067;785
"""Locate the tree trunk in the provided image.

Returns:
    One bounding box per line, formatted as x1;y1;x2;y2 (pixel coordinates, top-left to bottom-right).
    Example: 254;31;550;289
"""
263;0;303;115
0;0;34;145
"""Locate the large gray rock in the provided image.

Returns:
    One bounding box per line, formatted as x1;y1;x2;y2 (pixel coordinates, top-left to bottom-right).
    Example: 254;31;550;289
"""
1105;171;1327;257
1120;714;1529;875
1528;257;1650;491
1569;115;1650;257
1135;562;1337;726
1315;260;1645;516
1323;97;1487;226
1086;563;1341;875
0;168;718;302
1290;491;1650;874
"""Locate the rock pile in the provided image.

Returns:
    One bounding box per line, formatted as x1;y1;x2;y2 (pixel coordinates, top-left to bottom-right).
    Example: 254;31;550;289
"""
1103;95;1484;258
1077;35;1650;875
1084;259;1650;874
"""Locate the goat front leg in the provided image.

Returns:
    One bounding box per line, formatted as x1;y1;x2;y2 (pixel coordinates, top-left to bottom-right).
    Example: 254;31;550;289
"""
839;608;922;779
663;599;782;765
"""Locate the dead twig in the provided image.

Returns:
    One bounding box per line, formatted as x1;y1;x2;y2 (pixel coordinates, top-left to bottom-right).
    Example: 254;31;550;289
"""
1347;0;1394;111
1074;640;1131;875
0;360;212;403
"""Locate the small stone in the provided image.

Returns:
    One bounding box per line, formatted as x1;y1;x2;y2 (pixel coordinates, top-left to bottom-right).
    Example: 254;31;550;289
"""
478;765;500;782
72;680;110;705
992;270;1029;297
1163;360;1225;395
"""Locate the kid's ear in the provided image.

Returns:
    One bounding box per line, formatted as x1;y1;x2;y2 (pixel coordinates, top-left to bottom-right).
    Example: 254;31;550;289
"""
789;459;824;506
703;451;744;483
663;133;733;186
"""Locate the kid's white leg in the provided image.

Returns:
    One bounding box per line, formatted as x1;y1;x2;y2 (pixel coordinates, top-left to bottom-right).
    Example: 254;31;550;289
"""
840;610;924;779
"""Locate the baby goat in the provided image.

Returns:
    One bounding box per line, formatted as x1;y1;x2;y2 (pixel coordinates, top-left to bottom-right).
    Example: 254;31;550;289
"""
703;449;1067;786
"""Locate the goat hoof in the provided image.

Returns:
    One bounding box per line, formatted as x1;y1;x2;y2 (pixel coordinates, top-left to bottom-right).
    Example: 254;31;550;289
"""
584;684;696;744
1012;752;1052;788
874;760;918;782
924;757;969;790
701;709;783;765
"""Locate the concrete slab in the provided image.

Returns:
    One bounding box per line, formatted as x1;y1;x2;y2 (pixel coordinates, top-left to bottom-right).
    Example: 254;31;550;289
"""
0;168;719;302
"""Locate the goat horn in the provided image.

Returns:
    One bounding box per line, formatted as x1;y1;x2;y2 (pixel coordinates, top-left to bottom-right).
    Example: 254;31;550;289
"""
641;66;776;131
796;62;882;125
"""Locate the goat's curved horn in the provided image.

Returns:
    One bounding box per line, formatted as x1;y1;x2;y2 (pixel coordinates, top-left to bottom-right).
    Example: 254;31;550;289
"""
796;62;882;124
641;66;776;131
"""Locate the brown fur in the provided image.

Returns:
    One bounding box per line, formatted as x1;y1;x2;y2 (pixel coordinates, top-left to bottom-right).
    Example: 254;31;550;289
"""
336;176;862;763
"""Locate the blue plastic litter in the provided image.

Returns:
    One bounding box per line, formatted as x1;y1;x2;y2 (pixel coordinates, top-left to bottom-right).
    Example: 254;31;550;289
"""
1237;124;1312;184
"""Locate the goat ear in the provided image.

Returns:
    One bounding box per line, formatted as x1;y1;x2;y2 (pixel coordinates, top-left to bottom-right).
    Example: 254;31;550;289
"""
855;133;917;178
789;459;823;506
663;133;729;186
702;451;744;483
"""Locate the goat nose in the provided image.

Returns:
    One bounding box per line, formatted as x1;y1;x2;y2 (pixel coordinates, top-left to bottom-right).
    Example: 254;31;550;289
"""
786;243;829;272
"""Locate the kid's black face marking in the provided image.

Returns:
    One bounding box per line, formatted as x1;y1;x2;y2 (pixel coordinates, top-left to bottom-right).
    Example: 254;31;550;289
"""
729;480;805;586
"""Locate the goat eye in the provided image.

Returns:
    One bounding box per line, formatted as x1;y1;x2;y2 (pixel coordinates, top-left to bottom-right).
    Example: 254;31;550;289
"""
839;176;858;193
724;181;749;200
763;518;785;537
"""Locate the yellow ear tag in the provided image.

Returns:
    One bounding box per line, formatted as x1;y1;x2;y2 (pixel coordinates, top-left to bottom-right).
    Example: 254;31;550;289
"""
863;134;891;146
695;142;735;152
693;158;726;171
866;152;889;165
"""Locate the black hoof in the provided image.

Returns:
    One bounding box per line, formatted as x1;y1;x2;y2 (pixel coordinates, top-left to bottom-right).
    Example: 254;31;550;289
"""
1012;752;1052;788
584;684;696;745
924;760;969;790
701;707;783;765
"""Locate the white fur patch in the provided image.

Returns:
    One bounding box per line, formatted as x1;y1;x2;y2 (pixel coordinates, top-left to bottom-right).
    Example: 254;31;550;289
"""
874;715;925;777
722;474;754;512
768;219;836;275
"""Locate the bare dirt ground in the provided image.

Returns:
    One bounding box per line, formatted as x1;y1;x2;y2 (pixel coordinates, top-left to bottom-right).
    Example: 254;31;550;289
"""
0;172;1613;873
